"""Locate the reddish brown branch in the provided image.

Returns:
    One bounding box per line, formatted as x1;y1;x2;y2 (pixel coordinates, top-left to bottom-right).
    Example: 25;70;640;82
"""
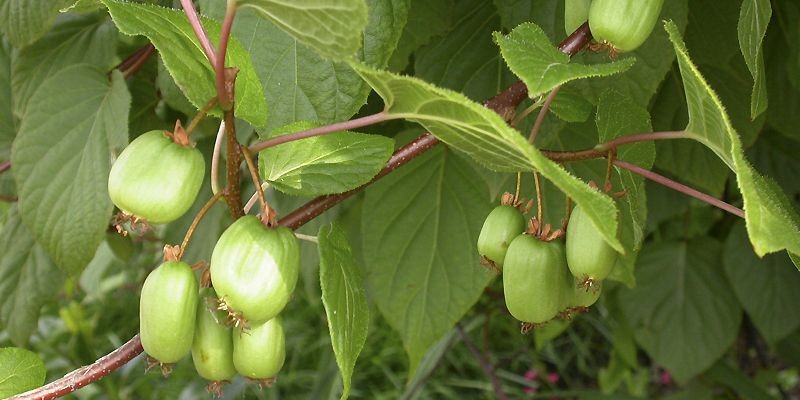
0;160;9;173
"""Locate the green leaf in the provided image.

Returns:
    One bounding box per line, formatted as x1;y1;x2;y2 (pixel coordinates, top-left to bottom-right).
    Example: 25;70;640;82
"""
550;87;592;123
665;20;800;257
494;22;635;98
318;223;369;400
12;65;130;274
0;39;13;159
11;14;116;118
414;0;513;102
0;347;45;397
738;0;770;118
723;222;800;343
791;253;800;272
236;0;368;60
0;0;65;48
201;0;405;133
388;0;452;71
361;145;493;375
258;121;394;197
351;61;624;252
596;89;655;286
101;0;266;127
619;238;742;384
706;361;777;400
0;207;65;346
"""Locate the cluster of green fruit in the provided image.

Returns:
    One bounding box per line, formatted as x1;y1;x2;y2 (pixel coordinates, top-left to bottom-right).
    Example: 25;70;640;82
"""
565;0;665;53
108;129;299;391
477;193;618;329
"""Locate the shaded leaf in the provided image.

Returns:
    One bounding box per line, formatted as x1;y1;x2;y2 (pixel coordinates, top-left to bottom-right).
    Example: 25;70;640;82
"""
236;0;368;60
666;20;800;256
0;207;65;346
0;0;64;48
318;223;369;400
101;0;266;127
12;65;130;274
494;22;634;98
737;0;770;118
619;238;742;384
258;121;394;197
362;145;493;375
723;222;800;343
0;347;45;397
11;13;116;118
0;39;12;159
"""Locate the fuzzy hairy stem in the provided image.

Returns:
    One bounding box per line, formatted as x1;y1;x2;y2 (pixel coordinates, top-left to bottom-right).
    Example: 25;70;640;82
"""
248;112;389;153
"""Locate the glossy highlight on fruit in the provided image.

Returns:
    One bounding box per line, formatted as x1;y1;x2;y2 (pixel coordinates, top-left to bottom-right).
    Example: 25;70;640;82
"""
192;289;236;382
139;261;199;363
588;0;664;52
233;318;286;380
565;0;591;35
477;205;526;267
503;235;569;324
210;216;300;325
565;205;617;284
108;130;205;224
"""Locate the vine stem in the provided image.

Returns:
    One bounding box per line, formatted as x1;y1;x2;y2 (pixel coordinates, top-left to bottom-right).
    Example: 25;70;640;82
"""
248;112;390;153
528;85;561;144
240;145;269;218
613;159;745;218
456;324;509;400
223;111;244;218
216;0;237;111
178;191;224;260
595;130;687;152
119;44;155;80
9;24;596;400
184;98;218;137
211;121;225;195
179;0;216;65
534;172;543;226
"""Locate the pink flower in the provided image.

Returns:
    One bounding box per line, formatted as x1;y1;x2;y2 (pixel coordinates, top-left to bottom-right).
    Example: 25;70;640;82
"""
660;371;672;385
547;372;560;384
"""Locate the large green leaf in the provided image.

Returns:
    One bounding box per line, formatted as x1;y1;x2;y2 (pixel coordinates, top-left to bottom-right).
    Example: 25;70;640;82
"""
101;0;266;127
723;223;800;343
619;239;742;384
361;145;493;375
202;0;406;132
258;121;394;197
666;21;800;257
0;347;45;397
351;61;624;252
0;0;65;48
738;0;770;118
0;39;12;159
12;65;130;274
388;0;452;71
595;89;655;286
318;223;369;400
0;207;65;346
494;22;635;98
11;14;116;118
236;0;368;60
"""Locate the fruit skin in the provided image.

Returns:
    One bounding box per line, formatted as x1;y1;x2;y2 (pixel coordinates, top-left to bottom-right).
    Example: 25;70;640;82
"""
108;130;205;224
477;205;526;267
565;0;591;35
139;261;199;363
192;289;236;382
232;318;286;380
588;0;664;52
565;205;617;283
503;235;569;324
210;216;300;325
563;277;602;309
